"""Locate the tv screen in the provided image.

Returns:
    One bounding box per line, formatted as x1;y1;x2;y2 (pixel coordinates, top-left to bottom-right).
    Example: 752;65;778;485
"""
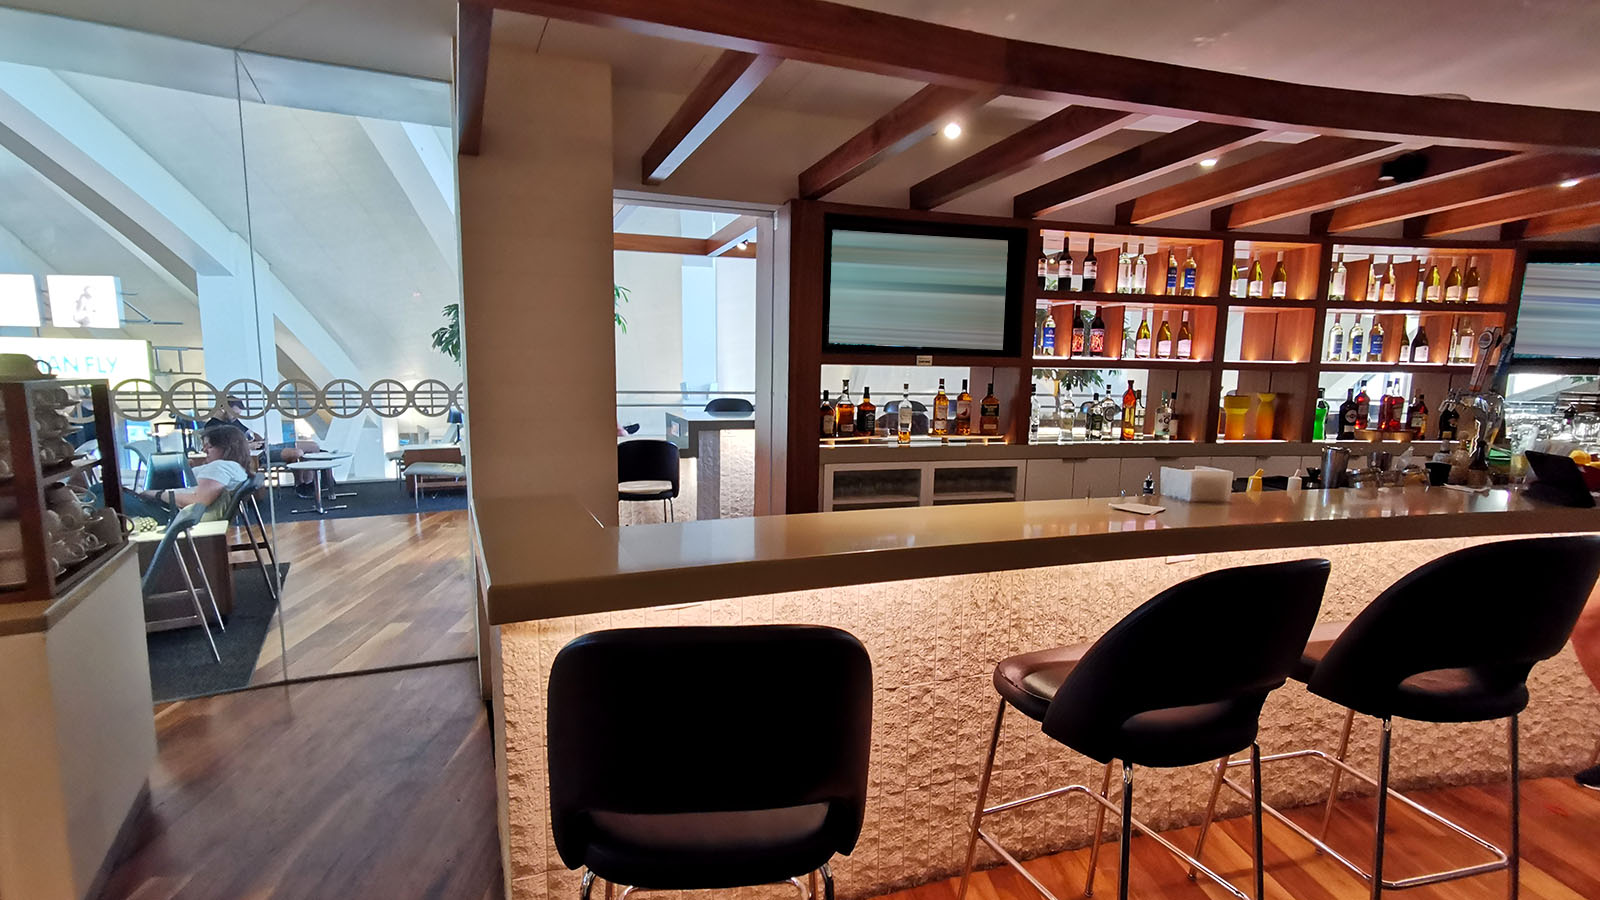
1514;261;1600;360
824;217;1022;355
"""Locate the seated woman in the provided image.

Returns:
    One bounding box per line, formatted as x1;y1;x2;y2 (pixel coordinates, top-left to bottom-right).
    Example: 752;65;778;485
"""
207;397;328;498
121;425;251;524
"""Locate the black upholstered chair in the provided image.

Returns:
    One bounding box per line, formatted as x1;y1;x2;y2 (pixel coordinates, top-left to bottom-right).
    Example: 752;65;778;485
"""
547;625;872;900
703;397;754;413
1194;536;1600;900
617;439;679;522
959;559;1330;900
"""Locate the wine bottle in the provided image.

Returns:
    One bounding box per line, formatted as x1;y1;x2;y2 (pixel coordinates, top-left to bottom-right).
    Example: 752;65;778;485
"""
856;387;876;436
1088;306;1107;356
1155;312;1173;358
1327;314;1345;361
1366;254;1379;302
836;380;856;436
1337;388;1358;439
955;379;972;435
1117;241;1131;293
1176;310;1193;359
979;382;1000;436
1425;260;1442;302
1058;243;1074;291
1368;317;1385;362
1135;310;1152;358
1456;317;1476;364
1165;247;1179;294
821;390;835;438
1329;253;1346;302
1447;318;1462;363
1463;256;1480;303
1410;322;1430;363
1132;243;1148;294
1443;258;1463;302
1348;316;1366;362
1070;308;1087;357
1041;310;1057;356
1181;246;1198;296
1313;388;1329;440
1037;254;1050;292
1231;256;1246;298
933;379;949;436
1082;237;1098;292
1248;255;1265;298
1412;258;1428;303
1381;257;1398;302
1121;379;1137;441
897;383;914;444
1270;251;1288;299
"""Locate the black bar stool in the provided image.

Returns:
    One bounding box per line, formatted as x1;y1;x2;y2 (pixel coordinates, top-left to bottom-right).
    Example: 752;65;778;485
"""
1193;535;1600;900
547;625;872;900
958;559;1331;900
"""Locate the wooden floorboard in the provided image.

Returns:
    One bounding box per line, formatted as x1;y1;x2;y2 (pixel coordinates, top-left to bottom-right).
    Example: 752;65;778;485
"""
100;660;503;900
243;510;475;685
876;776;1600;900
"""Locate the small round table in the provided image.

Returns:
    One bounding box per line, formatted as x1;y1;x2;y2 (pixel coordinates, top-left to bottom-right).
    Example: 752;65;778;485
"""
288;459;349;515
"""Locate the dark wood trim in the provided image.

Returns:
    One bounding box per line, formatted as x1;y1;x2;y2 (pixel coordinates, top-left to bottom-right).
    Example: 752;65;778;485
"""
1419;178;1600;236
641;50;780;184
1124;137;1400;224
1506;201;1600;239
1014;123;1265;218
455;3;492;156
1326;152;1600;232
475;0;1600;150
1224;147;1516;228
909;106;1135;210
798;84;994;198
784;200;825;513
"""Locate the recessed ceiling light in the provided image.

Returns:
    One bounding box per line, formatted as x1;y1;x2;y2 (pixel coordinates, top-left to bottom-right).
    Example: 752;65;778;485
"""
736;240;749;250
1198;158;1219;168
941;121;962;140
1560;178;1582;188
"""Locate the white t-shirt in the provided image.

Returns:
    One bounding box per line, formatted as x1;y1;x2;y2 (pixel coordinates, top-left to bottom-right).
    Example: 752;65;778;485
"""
189;459;249;521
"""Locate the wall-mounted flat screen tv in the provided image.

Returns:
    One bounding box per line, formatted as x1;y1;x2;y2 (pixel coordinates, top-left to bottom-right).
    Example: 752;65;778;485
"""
1514;259;1600;360
823;215;1024;356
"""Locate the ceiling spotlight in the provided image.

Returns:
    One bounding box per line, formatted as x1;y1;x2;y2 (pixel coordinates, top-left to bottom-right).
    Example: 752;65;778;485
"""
1198;158;1219;168
736;240;749;250
1377;152;1429;184
941;121;962;139
1560;178;1582;189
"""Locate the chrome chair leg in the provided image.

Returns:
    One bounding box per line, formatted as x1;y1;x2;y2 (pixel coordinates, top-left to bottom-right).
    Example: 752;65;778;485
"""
185;533;225;632
1319;708;1357;840
1251;743;1265;900
174;545;220;662
1371;718;1393;900
958;698;1006;900
1188;752;1231;879
1084;761;1115;896
1508;715;1520;900
819;862;834;900
1118;762;1133;900
579;869;596;900
809;869;818;900
248;495;278;571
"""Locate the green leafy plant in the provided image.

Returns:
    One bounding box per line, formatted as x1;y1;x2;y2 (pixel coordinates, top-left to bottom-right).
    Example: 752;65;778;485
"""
614;284;630;332
431;303;461;363
1037;369;1105;393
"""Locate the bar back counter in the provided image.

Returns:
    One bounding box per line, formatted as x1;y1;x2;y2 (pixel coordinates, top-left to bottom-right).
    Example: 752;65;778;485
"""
477;487;1600;900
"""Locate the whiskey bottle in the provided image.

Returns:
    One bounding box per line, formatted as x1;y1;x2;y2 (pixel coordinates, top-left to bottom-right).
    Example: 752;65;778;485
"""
1313;388;1329;440
1082;237;1098;292
1165;247;1180;294
821;390;836;438
1270;251;1289;299
1329;253;1347;302
933;379;950;436
1154;392;1174;441
1463;256;1480;303
1155;312;1173;358
955;379;973;435
1337;388;1359;439
836;380;856;437
1041;310;1057;356
1089;306;1107;356
856;387;876;437
979;382;1001;436
1134;310;1152;358
1406;393;1428;434
1353;381;1371;430
1437;398;1459;440
1086;392;1103;440
1247;255;1266;298
1176;310;1193;359
897;383;914;444
1181;246;1198;296
1132;243;1149;294
1380;380;1404;431
1121;379;1138;441
1327;314;1346;361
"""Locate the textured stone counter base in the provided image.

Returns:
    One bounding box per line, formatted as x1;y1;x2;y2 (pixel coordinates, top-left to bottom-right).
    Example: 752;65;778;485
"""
498;534;1600;900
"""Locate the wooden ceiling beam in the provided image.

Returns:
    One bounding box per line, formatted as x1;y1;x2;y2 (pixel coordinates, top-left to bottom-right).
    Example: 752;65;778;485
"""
455;3;492;155
641;50;780;184
799;85;994;198
1014;122;1264;218
704;215;761;256
614;232;757;258
1122;136;1400;224
1324;151;1600;232
481;0;1600;151
908;106;1136;209
1419;177;1600;236
1504;204;1600;239
1220;146;1516;228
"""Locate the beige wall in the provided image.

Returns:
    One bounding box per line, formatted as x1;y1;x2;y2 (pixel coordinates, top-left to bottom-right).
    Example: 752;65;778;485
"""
459;45;617;523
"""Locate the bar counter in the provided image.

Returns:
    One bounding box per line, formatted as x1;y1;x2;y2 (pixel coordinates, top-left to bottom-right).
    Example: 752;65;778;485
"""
482;488;1600;900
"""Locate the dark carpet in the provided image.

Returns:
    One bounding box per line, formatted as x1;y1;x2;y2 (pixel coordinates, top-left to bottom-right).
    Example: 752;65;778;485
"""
259;478;467;521
147;563;287;702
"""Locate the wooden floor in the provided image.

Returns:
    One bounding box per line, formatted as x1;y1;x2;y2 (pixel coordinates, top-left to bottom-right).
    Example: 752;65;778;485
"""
883;777;1600;900
246;509;475;685
100;660;503;900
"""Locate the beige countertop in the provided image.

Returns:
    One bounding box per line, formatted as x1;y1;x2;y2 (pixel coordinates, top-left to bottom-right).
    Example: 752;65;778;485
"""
476;487;1599;625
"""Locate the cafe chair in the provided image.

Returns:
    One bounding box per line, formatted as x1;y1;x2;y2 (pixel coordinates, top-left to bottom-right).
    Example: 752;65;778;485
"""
958;558;1331;900
141;503;225;663
224;473;279;602
1192;536;1600;900
618;439;679;522
547;625;872;900
704;397;754;414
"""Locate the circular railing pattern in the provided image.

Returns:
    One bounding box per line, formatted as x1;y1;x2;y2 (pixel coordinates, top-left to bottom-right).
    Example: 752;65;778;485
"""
107;377;465;421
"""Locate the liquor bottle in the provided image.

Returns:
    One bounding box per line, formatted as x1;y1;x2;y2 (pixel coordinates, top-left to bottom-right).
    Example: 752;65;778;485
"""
1037;254;1051;292
1424;260;1442;302
1410;322;1430;363
1447;318;1462;363
856;388;876;436
1365;254;1379;302
1086;392;1103;440
1041;310;1057;356
1406;393;1428;434
1176;310;1193;359
1181;246;1198;296
1081;237;1098;292
1380;381;1404;431
1381;257;1398;302
933;379;950;436
1058;244;1074;291
955;379;973;435
1443;258;1463;302
1132;243;1149;294
1247;255;1266;298
1117;241;1132;293
1134;390;1145;436
1165;247;1180;294
1154;392;1174;441
836;380;856;437
1327;314;1345;361
1413;258;1428;303
979;382;1001;436
1134;310;1152;358
821;390;836;438
1029;385;1041;440
1231;256;1247;298
1270;251;1289;299
1313;388;1329;440
1089;306;1107;356
1155;312;1173;358
1121;380;1138;441
1068;307;1085;356
1353;381;1370;429
1348;316;1366;361
1329;253;1347;302
1437;398;1459;440
1337;388;1359;439
1463;256;1480;303
1071;394;1089;441
897;384;914;444
1368;317;1385;362
1456;317;1476;364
